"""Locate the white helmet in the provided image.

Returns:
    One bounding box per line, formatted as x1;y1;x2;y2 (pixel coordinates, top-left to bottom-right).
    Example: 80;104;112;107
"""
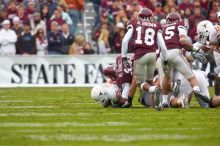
196;20;213;42
91;84;107;102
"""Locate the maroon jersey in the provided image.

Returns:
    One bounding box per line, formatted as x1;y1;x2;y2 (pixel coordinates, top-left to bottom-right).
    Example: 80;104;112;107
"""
127;18;162;60
116;55;133;89
163;21;187;50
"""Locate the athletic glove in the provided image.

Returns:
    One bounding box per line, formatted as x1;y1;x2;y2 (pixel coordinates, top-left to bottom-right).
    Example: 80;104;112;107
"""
191;51;207;64
122;57;129;70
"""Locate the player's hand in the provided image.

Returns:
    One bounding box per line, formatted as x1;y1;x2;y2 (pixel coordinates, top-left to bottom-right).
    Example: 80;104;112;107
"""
122;57;129;70
115;89;122;99
162;60;170;76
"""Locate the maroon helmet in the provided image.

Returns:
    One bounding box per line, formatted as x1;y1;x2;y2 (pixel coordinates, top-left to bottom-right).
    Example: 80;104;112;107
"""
166;12;180;24
103;65;116;80
138;8;153;21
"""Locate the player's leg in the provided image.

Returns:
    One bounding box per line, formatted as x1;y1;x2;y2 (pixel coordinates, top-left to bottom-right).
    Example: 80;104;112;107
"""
138;90;153;107
138;53;161;109
121;76;137;108
175;50;210;103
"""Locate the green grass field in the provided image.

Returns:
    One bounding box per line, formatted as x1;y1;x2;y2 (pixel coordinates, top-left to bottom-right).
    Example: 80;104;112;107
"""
0;87;219;146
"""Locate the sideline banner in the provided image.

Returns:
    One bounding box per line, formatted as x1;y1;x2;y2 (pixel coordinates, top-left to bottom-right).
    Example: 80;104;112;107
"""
0;55;117;87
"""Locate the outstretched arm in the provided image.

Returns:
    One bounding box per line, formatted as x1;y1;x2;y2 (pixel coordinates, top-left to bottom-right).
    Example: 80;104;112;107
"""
121;27;133;58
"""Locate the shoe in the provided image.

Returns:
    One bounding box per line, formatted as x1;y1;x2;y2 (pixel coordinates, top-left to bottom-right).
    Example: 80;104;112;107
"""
121;101;132;108
162;103;169;108
138;96;146;106
194;91;210;104
153;87;162;110
172;79;181;97
181;94;189;108
207;72;218;80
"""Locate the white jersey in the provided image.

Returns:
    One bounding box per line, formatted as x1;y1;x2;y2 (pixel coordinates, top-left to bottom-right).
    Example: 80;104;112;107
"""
209;25;220;67
209;25;220;43
174;70;210;98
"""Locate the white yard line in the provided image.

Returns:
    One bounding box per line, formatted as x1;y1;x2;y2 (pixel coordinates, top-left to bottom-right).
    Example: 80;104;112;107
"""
0;122;132;127
0;113;73;117
0;106;58;109
27;134;214;142
0;100;32;103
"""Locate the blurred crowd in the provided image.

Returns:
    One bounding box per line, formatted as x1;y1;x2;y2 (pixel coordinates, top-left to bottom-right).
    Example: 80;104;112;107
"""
0;0;220;56
92;0;220;54
0;0;95;55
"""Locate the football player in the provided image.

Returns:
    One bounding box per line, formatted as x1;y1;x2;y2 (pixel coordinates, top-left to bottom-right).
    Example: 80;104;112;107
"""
195;20;220;96
158;12;210;108
121;8;168;109
169;53;220;108
91;56;136;108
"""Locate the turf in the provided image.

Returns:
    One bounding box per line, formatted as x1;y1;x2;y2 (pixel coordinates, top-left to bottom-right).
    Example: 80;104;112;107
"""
0;87;219;146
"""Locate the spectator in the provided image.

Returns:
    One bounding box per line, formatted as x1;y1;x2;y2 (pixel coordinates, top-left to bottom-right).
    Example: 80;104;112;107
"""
153;2;166;22
7;1;17;20
60;23;74;54
69;35;85;55
51;4;73;32
188;6;206;42
0;9;8;24
30;12;46;36
92;0;101;28
17;5;28;23
47;21;62;54
97;27;110;54
12;16;23;37
41;0;58;17
92;12;114;44
47;10;65;31
209;10;218;25
65;0;84;34
112;22;125;53
182;8;192;27
179;0;193;15
25;1;37;20
115;9;128;25
83;42;95;54
0;0;5;12
35;28;48;55
210;0;220;13
163;0;178;14
193;0;208;18
217;11;220;24
40;4;50;23
0;20;17;55
17;21;36;55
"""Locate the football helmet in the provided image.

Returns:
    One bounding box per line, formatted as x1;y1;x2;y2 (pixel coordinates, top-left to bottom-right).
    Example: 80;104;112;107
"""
91;84;107;102
138;8;153;21
196;20;213;42
103;65;116;80
166;12;180;24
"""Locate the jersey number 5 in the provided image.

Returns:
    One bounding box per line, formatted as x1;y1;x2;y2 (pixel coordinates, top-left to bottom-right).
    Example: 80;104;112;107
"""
164;26;175;40
135;26;155;46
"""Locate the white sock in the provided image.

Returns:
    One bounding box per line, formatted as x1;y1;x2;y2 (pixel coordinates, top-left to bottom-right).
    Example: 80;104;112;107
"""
193;86;200;93
140;83;145;90
162;95;168;104
149;86;157;93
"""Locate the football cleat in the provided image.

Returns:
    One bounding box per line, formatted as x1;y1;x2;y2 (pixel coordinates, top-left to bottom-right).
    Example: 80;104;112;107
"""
172;79;181;97
162;103;169;108
194;91;210;104
181;94;189;108
153;87;162;110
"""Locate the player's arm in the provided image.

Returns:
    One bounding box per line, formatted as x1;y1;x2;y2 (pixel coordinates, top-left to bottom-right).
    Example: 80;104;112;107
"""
157;30;168;61
207;34;220;46
121;25;133;58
